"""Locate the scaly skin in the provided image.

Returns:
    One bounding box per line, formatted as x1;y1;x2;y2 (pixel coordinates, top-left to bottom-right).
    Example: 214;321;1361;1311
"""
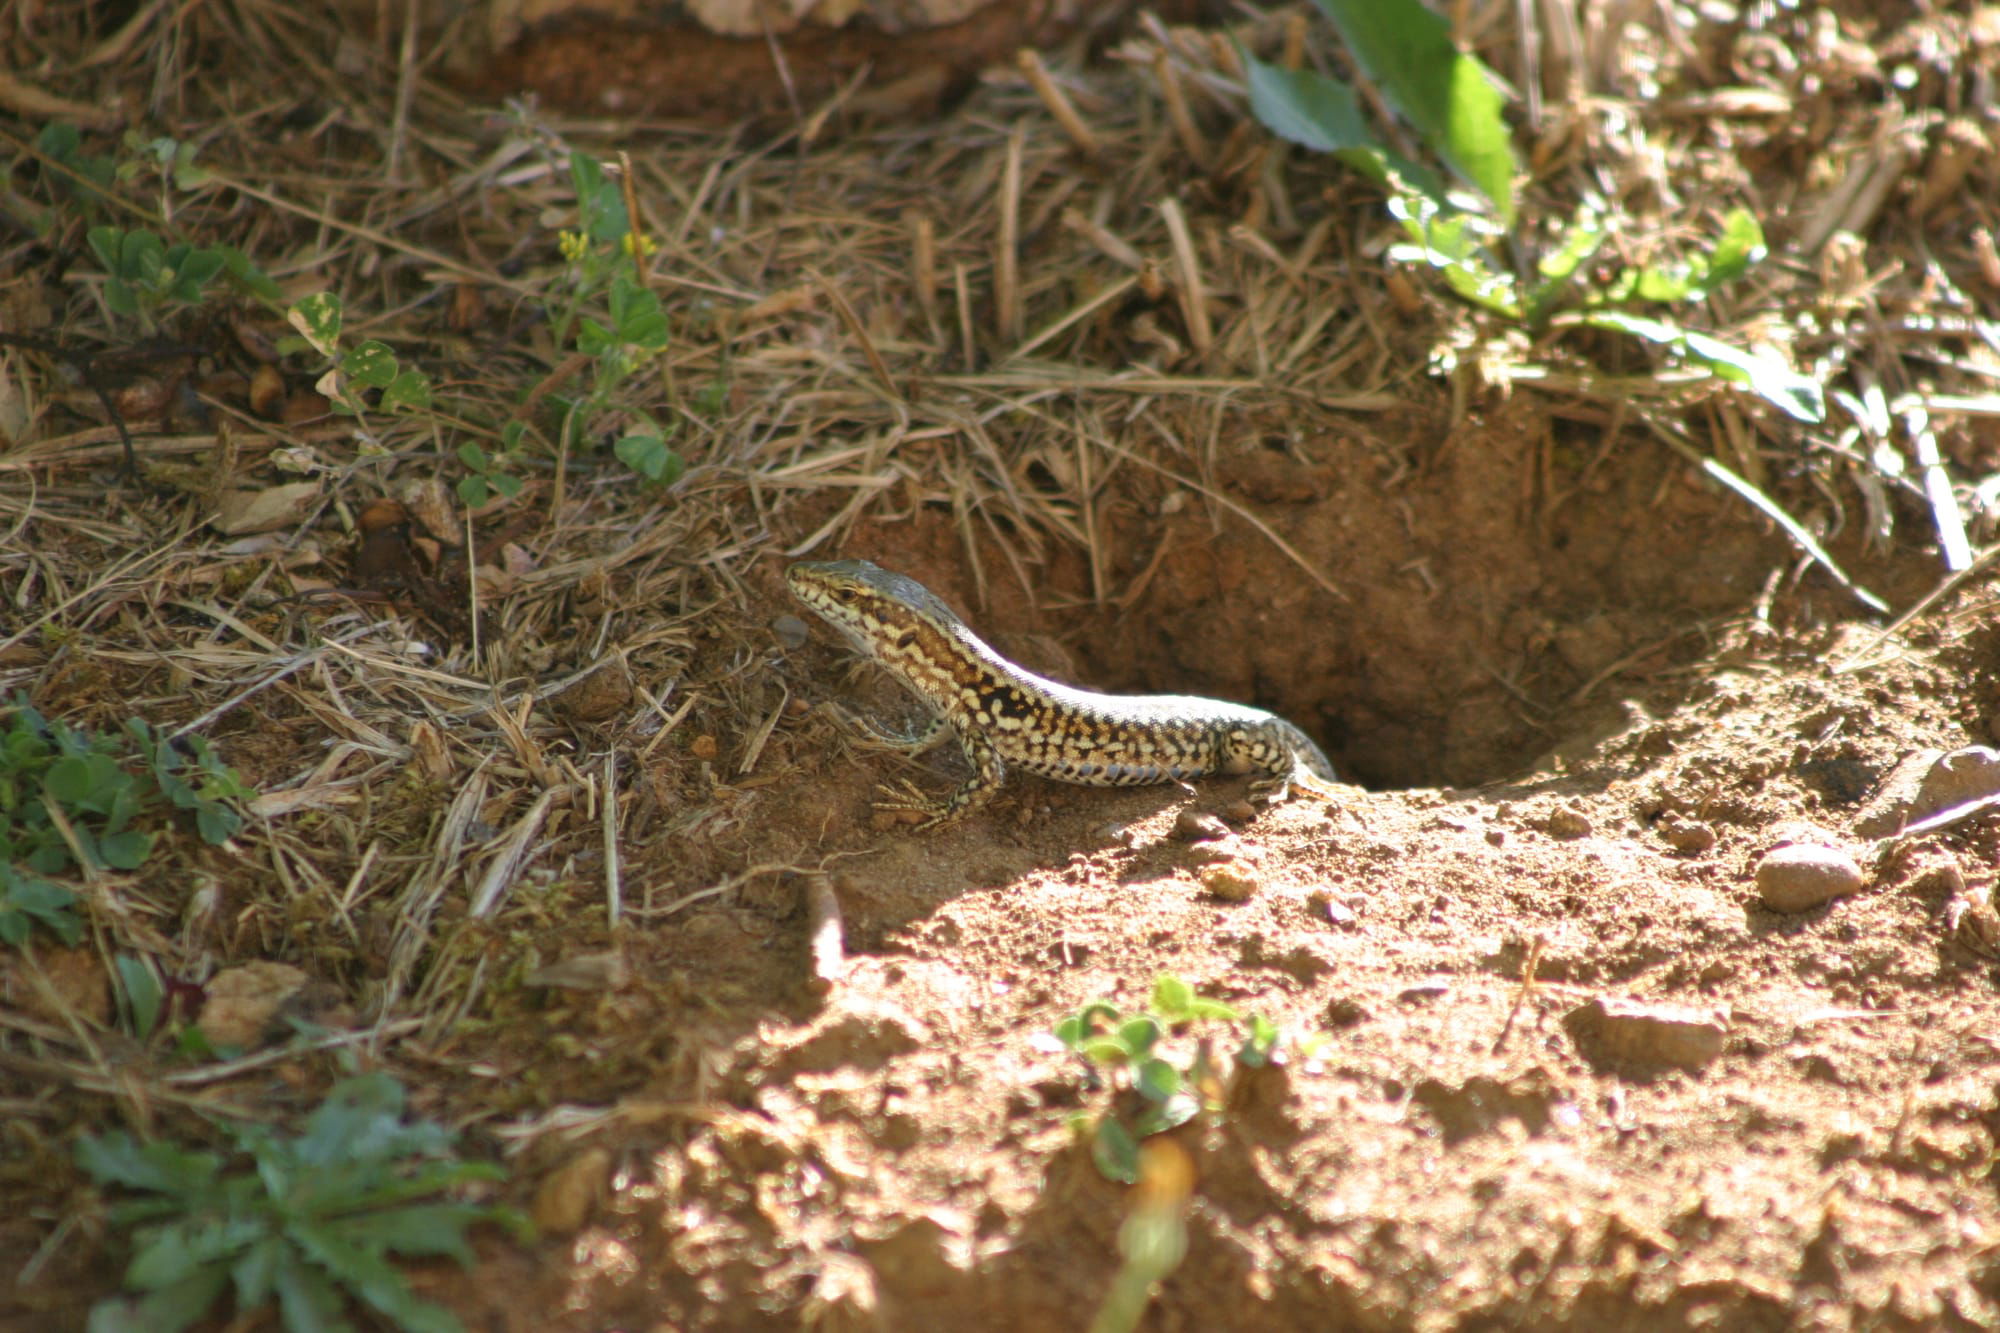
787;558;1338;827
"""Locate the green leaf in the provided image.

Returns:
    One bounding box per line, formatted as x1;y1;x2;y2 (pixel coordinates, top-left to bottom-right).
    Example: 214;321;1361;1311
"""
118;230;167;284
45;752;109;805
194;803;240;845
286;293;342;358
87;225;124;274
569;152;629;243
1150;975;1194;1021
127;1219;265;1290
613;433;683;485
1698;208;1765;293
230;1232;285;1309
1310;0;1518;222
1580;311;1825;423
1523;208;1607;328
342;341;399;390
1090;1117;1140;1184
381;370;433;413
165;246;227;302
270;1251;350;1333
98;829;155;870
486;473;524;500
576;317;613;358
455;476;490;508
1133;1057;1181;1103
1181;998;1240;1022
290;1220;464;1333
1237;1014;1281;1068
607;276;668;348
0;869;82;945
77;1131;221;1195
1386;193;1520;316
324;1203;485;1263
1238;48;1446;204
456;442;489;471
116;955;165;1038
215;246;284;304
88;1264;230;1333
1080;1036;1132;1066
1131;1090;1201;1137
1117;1016;1161;1057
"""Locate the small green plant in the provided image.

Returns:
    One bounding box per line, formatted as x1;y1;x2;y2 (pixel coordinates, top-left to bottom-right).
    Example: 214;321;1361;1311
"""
551;152;684;488
34;121;116;212
1054;975;1287;1183
86;225;281;326
1240;0;1823;423
454;423;527;507
0;697;254;946
287;291;436;424
78;1072;529;1333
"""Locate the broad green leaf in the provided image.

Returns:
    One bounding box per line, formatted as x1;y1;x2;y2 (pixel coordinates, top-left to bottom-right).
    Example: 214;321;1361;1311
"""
1117;1016;1161;1057
608;277;668;348
381;370;433;413
119;230;167;284
1080;1036;1132;1066
1311;0;1518;221
613;434;683;485
1150;975;1193;1019
342;341;399;390
287;293;342;357
195;804;240;845
576;317;613;358
87;226;124;274
98;829;154;870
1182;998;1239;1022
1133;1057;1181;1102
1238;48;1446;204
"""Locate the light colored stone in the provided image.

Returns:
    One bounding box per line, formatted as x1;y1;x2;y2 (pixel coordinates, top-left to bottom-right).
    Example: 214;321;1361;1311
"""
1756;842;1864;912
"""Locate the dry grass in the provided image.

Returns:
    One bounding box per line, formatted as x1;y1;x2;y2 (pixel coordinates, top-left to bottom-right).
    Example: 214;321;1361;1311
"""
3;0;1999;1320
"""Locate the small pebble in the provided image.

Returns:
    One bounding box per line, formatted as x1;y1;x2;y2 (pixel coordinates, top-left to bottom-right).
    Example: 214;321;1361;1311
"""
1221;799;1259;824
1307;888;1358;927
1659;814;1717;854
1201;865;1259;901
1173;809;1231;842
1756;842;1864;913
1545;805;1592;839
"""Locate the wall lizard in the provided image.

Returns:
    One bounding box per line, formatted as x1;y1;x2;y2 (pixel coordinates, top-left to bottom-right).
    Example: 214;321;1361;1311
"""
788;558;1339;827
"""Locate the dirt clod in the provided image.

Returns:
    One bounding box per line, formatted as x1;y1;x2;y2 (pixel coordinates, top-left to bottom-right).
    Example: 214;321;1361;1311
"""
1562;996;1729;1073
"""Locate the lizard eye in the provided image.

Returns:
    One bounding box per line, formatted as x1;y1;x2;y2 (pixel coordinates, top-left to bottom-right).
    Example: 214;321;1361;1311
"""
834;587;858;603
